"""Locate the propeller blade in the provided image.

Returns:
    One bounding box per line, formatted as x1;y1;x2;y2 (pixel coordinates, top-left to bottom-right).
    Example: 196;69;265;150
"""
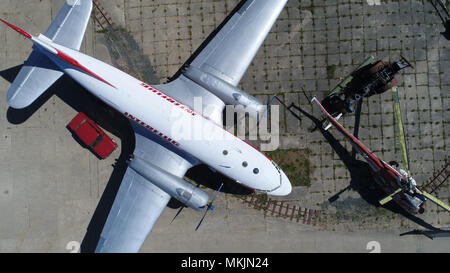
195;207;210;231
420;190;450;213
170;206;185;224
392;87;411;174
195;183;224;231
210;183;224;204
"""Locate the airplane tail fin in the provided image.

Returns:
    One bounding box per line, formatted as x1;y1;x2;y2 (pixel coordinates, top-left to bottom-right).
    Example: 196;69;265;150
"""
1;0;93;109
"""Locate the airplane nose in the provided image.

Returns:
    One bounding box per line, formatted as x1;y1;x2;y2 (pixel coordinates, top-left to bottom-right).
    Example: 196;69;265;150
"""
268;170;292;196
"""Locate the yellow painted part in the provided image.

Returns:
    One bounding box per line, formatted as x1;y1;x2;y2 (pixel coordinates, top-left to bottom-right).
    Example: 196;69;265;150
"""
421;191;450;213
379;188;403;205
392;87;410;174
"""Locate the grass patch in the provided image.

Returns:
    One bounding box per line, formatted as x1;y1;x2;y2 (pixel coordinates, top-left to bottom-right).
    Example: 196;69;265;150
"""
327;65;338;79
264;148;313;187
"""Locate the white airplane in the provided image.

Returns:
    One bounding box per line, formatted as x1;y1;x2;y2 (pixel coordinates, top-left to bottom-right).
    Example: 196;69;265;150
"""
1;0;291;252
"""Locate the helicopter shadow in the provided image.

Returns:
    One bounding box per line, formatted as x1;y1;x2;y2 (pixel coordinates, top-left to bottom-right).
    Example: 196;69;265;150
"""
290;105;443;232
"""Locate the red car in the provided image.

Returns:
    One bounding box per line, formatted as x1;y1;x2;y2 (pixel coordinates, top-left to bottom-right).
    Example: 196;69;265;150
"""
68;113;117;159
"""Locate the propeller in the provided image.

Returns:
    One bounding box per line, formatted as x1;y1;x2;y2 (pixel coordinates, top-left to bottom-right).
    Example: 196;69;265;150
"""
195;183;224;231
171;182;201;224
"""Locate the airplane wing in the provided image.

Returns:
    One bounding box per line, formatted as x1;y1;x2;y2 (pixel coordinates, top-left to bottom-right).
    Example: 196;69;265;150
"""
312;98;385;172
156;0;288;124
94;166;171;253
95;124;199;253
189;0;287;86
95;0;289;252
44;0;93;50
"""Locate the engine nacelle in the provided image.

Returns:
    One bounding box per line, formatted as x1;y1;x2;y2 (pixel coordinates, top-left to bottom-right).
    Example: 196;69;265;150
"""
128;156;209;211
183;65;265;118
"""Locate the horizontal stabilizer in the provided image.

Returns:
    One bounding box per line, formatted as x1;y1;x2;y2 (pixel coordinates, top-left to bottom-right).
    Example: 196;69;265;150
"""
7;50;63;109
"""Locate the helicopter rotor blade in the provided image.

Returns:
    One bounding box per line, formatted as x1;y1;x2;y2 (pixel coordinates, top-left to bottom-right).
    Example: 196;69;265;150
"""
379;188;403;205
392;87;411;174
420;190;450;213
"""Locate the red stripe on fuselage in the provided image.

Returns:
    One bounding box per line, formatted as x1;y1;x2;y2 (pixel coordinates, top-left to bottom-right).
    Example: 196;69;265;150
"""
55;49;116;89
139;82;273;161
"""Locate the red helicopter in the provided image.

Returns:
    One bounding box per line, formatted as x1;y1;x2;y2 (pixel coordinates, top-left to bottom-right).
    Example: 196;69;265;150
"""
311;97;450;215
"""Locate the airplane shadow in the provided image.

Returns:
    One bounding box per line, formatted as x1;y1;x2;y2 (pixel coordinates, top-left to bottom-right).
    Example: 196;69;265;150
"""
289;105;443;232
185;165;254;196
167;166;254;211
